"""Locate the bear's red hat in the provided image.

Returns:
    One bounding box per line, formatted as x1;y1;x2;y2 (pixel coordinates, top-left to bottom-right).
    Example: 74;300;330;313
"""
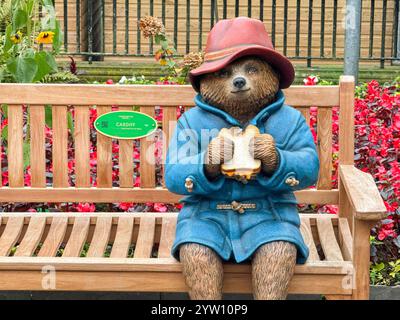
189;17;295;92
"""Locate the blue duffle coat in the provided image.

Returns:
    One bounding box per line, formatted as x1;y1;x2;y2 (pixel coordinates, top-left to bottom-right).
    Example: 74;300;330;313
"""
165;91;319;264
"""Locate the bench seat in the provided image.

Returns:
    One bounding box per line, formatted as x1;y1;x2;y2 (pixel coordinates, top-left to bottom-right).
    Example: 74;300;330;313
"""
0;212;353;296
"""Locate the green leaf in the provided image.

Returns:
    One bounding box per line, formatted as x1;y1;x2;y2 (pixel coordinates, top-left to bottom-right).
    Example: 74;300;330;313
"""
161;40;169;50
4;25;13;53
67;111;74;134
40;3;56;31
23;141;30;169
45;105;52;128
1;104;8;118
41;0;55;6
33;51;58;82
154;34;162;45
372;262;385;272
1;125;8;142
52;20;63;53
23;48;36;59
12;8;28;32
26;0;36;16
7;56;38;83
10;246;17;256
167;60;176;68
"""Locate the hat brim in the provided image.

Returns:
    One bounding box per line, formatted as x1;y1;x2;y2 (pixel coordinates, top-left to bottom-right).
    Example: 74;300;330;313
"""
189;46;295;92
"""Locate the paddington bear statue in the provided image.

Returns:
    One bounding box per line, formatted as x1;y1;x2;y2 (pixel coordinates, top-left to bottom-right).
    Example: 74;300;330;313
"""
165;17;320;300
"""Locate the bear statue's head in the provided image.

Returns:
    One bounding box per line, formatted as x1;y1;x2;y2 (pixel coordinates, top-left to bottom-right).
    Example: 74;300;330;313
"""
189;17;295;124
199;56;280;123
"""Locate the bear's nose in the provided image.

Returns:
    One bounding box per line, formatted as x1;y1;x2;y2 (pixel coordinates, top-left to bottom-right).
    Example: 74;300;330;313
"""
233;77;246;89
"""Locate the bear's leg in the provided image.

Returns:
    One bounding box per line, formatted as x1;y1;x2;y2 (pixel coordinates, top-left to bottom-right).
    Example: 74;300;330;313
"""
252;241;297;300
180;243;224;300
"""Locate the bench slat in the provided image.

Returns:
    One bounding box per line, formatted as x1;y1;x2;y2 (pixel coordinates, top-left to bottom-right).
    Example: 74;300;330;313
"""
118;107;134;188
158;217;177;258
0;268;352;295
87;217;112;257
96;106;113;187
14;216;46;257
339;78;354;164
134;216;156;258
300;217;320;262
0;188;339;204
0;84;340;107
317;218;344;261
162;107;177;187
317;108;333;189
0;217;24;256
338;218;353;261
38;216;68;257
139;106;156;188
63;217;90;257
30;106;46;187
8;105;24;187
110;217;134;258
52;106;69;187
74;106;91;187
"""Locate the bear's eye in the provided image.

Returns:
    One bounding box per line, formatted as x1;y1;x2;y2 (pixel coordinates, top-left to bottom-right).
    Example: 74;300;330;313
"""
217;70;230;78
246;66;258;74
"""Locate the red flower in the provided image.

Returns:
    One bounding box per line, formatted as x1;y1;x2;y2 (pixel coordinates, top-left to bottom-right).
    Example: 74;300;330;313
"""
118;202;134;211
134;176;141;187
154;202;168;212
303;76;319;86
2;171;8;186
318;205;338;215
378;228;397;241
1;118;8;129
394;113;400;130
76;203;96;212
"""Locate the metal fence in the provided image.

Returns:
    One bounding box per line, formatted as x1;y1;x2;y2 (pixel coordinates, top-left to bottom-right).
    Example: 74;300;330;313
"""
59;0;400;68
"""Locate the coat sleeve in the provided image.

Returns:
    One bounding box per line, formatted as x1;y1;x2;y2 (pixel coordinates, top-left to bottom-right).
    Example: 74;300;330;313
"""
256;113;320;192
164;115;226;196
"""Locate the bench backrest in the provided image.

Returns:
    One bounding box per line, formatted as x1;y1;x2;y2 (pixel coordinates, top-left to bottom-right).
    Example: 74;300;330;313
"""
0;76;354;205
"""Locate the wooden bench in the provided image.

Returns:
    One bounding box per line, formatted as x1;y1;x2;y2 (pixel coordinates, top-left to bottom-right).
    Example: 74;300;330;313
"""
0;76;386;299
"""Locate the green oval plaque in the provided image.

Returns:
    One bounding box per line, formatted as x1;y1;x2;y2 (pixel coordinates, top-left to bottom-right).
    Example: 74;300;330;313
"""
94;111;157;139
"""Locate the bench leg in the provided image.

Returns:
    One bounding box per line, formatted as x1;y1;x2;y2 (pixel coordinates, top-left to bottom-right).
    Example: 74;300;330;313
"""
352;219;374;300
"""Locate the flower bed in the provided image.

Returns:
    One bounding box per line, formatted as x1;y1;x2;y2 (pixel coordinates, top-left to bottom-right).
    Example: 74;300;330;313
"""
356;80;400;286
304;75;399;285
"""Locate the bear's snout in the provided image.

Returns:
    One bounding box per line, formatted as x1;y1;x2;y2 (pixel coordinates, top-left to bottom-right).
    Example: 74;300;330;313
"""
232;76;246;89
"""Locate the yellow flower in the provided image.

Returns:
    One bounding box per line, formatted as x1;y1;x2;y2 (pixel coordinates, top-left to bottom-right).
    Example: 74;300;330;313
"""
10;31;23;44
165;49;174;56
36;31;55;44
159;59;167;66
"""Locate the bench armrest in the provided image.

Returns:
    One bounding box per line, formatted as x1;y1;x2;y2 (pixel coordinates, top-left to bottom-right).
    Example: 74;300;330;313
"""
339;165;386;220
